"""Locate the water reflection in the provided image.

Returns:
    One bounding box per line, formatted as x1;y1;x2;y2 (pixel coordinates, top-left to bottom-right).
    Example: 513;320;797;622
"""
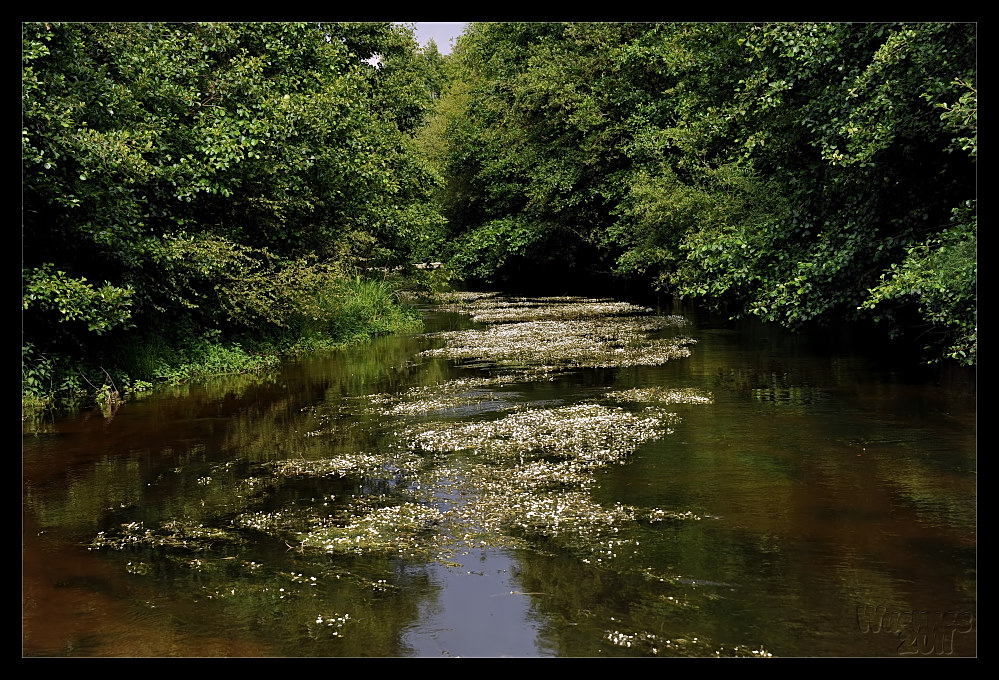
23;295;976;657
401;548;550;657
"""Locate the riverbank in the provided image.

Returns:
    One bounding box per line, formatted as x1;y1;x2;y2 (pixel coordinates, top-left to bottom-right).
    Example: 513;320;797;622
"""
22;275;426;423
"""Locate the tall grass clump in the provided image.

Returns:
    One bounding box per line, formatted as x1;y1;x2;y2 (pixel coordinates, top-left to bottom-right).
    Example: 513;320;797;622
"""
291;274;423;352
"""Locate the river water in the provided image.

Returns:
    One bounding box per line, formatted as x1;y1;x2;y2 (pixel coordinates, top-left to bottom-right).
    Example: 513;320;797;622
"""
22;292;977;657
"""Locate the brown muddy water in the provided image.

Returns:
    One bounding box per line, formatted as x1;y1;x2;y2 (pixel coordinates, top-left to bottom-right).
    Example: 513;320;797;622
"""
22;293;977;657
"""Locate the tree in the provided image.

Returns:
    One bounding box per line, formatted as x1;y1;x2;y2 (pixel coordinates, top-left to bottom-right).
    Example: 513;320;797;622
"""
23;21;446;403
432;21;975;362
655;23;976;364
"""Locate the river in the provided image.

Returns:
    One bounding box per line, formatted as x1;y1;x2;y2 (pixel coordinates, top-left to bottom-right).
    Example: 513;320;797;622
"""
22;292;977;657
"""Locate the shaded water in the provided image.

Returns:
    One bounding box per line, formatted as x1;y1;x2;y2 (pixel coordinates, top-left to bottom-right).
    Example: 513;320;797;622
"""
22;293;976;657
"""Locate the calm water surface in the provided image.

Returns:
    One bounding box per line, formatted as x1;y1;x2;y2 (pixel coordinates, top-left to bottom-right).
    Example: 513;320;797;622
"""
22;294;976;657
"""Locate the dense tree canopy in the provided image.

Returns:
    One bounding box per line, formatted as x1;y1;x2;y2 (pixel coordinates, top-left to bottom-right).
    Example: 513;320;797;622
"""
431;22;976;364
23;21;447;403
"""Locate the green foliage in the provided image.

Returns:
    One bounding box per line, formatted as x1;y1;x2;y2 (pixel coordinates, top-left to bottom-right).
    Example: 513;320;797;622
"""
449;217;541;280
667;22;976;344
22;21;446;411
23;20;443;272
322;276;423;343
861;201;977;365
436;22;975;363
21;343;87;401
23;263;134;334
432;22;634;281
932;78;977;158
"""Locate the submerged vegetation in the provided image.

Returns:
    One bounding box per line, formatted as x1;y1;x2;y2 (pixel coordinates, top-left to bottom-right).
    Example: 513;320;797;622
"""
423;293;696;370
80;295;766;655
87;295;710;561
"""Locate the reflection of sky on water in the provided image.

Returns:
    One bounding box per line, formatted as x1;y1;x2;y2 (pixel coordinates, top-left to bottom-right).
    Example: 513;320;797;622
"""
401;549;549;657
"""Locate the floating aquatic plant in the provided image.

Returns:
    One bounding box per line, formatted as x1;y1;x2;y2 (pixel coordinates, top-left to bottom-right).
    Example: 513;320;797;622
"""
309;612;353;639
421;294;695;372
266;453;404;479
452;296;656;324
90;519;246;552
403;403;675;462
603;387;714;405
604;629;665;654
365;376;522;417
298;501;446;556
423;318;695;370
90;293;715;604
602;629;766;657
378;398;694;562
